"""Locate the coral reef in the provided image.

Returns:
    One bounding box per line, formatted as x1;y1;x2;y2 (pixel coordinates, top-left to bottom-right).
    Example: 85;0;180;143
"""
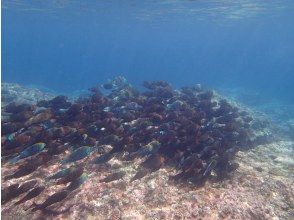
218;87;294;140
1;77;293;219
1;83;55;123
1;83;55;106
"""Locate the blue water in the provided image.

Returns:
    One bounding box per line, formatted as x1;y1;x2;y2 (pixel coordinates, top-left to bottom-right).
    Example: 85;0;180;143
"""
2;0;294;103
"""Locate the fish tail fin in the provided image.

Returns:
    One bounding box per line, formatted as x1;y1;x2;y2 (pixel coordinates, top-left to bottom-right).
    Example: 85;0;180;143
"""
14;199;23;206
24;202;36;211
31;202;42;212
169;172;184;182
130;169;148;182
4;175;13;182
61;159;68;165
45;175;52;182
9;156;20;164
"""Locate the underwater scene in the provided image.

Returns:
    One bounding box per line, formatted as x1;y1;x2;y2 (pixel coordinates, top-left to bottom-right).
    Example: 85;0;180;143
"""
1;0;294;219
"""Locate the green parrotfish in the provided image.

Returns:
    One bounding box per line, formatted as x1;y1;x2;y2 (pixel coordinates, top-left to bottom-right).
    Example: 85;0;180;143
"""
66;173;88;191
9;143;46;164
31;190;69;212
14;186;45;205
56;166;84;185
47;166;76;180
61;146;95;164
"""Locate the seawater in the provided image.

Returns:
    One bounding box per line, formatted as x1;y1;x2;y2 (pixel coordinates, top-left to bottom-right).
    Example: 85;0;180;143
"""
3;1;294;99
1;1;294;219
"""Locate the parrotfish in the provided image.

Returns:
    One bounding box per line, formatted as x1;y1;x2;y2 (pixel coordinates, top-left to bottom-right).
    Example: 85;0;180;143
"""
2;180;37;204
47;144;68;155
39;206;72;216
14;186;45;205
188;173;210;187
131;154;165;182
130;169;149;182
5;102;32;114
66;173;88;191
5;152;52;181
2;132;18;148
47;166;76;180
1;183;19;204
129;141;160;160
203;159;218;177
1;122;23;136
24;111;53;127
141;154;165;171
31;190;69;211
92;152;115;164
100;171;125;183
41;120;55;129
9;143;46;164
5;163;38;181
56;166;84;185
61;146;94;164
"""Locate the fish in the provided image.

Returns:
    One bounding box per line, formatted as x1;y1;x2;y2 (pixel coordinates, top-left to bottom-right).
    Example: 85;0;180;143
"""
9;142;46;164
222;147;238;161
92;152;115;164
102;83;113;90
188;173;210;187
16;180;38;194
24;111;53;127
171;168;196;182
56;166;84;185
129;141;161;159
1;122;23;136
2;180;38;204
47;166;76;180
31;190;69;211
61;146;94;164
170;170;189;182
1;183;19;204
130;154;165;182
5;152;52;181
10;111;33;122
180;154;200;171
66;174;88;191
7;133;32;149
100;171;125;183
141;154;165;171
130;169;149;182
227;162;239;172
4;132;17;145
5;163;38;181
47;144;68;155
39;206;72;216
5;102;32;114
203;159;218;177
170;156;204;182
14;186;45;205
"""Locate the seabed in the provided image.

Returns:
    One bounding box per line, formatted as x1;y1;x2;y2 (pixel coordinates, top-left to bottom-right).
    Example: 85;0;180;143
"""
1;80;293;220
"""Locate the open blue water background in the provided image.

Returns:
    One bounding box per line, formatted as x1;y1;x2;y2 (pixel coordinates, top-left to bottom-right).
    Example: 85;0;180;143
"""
2;0;294;104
